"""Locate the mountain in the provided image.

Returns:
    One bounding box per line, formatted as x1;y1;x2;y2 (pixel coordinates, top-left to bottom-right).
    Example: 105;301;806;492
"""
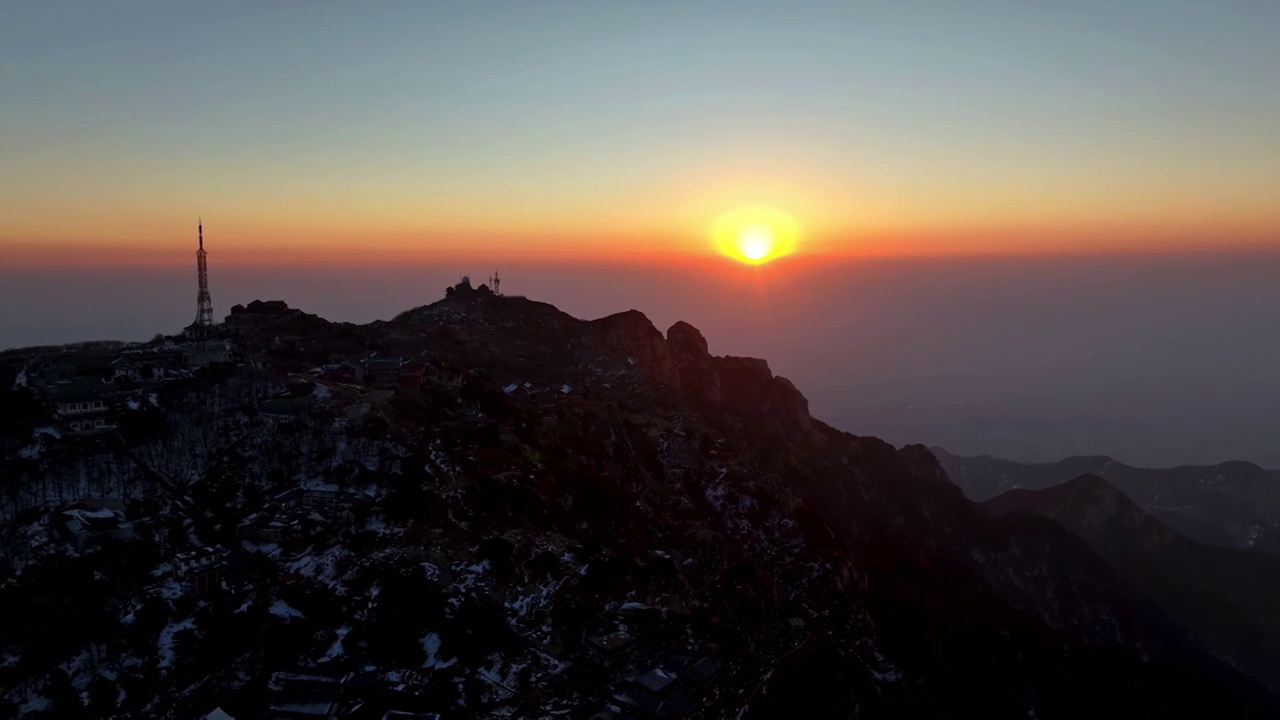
0;281;1276;718
935;447;1280;554
985;475;1280;690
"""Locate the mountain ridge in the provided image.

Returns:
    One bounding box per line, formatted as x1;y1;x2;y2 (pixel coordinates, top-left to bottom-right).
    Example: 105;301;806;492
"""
936;446;1280;554
985;473;1280;691
0;285;1276;718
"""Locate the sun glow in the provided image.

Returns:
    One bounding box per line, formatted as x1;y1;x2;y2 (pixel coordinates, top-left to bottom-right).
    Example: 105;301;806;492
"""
711;205;801;264
738;225;773;261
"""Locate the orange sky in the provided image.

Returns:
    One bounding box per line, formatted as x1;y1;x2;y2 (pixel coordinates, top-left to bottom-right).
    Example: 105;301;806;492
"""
4;155;1278;267
3;4;1279;268
4;221;1277;270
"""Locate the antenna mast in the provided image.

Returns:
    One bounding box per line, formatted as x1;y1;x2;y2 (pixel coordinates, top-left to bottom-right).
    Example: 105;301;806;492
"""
194;218;214;335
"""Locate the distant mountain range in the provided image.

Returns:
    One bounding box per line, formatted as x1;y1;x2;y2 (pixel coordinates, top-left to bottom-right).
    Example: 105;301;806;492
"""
985;474;1280;691
935;448;1280;555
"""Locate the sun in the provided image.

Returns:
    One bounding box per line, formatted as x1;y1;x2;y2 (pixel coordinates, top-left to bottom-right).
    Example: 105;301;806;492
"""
738;225;774;261
711;205;800;265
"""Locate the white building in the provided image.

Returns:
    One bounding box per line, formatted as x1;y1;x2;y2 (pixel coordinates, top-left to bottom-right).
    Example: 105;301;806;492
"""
50;383;114;433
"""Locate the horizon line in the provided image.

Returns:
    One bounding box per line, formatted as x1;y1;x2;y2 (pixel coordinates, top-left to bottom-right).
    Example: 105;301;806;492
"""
3;239;1280;269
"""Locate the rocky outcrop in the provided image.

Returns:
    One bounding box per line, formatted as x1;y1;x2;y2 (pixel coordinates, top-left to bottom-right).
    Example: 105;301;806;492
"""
584;313;815;435
667;321;720;407
666;320;708;357
664;321;813;435
715;356;812;434
899;443;953;487
588;310;677;387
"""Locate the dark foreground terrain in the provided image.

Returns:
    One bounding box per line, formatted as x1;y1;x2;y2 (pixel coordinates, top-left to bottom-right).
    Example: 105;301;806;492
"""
1;281;1276;718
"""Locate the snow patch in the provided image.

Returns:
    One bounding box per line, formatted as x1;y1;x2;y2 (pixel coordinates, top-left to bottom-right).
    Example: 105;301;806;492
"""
157;616;197;668
286;544;352;591
19;694;51;715
150;576;185;601
269;599;305;620
66;507;117;520
319;625;350;662
421;632;458;670
449;559;491;599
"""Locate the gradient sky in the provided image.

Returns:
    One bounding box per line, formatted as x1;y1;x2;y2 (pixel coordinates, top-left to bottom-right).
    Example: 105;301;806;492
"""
3;1;1279;264
4;3;1280;466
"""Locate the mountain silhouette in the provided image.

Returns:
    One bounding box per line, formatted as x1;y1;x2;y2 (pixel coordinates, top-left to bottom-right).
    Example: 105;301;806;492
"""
0;284;1275;718
986;474;1280;691
936;447;1280;554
